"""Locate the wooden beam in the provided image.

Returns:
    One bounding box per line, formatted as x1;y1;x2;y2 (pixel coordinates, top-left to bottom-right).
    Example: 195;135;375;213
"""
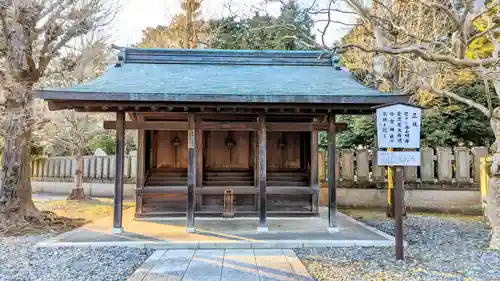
258;113;268;232
135;115;145;215
327;114;337;232
104;120;348;132
113;111;125;233
103;121;188;130
267;123;347;132
200;121;258;131
310;130;319;213
186;112;196;232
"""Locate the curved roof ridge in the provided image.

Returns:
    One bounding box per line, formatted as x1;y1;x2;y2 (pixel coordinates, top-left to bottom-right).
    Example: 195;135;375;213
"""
115;46;333;66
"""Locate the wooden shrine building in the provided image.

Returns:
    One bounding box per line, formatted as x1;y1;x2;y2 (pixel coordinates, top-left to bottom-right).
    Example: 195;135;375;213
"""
37;47;408;233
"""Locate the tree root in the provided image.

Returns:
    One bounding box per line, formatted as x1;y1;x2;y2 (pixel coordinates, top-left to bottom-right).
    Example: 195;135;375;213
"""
0;211;88;236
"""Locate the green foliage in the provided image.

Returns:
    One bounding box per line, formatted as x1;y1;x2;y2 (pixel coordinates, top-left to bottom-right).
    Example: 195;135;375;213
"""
319;80;495;149
420;80;495;147
206;0;315;50
87;135;116;155
87;134;137;155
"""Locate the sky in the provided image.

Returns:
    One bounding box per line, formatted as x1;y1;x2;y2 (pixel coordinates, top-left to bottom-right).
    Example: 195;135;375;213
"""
110;0;356;47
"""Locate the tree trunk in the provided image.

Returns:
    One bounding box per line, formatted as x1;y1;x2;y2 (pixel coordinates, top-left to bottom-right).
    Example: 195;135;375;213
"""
0;103;40;228
68;152;85;200
488;109;500;249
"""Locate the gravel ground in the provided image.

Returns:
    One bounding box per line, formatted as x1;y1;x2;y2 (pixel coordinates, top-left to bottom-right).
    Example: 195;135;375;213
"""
0;235;153;281
296;213;500;281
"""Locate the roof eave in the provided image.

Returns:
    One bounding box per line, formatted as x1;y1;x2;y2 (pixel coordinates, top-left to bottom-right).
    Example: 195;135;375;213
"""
36;90;409;105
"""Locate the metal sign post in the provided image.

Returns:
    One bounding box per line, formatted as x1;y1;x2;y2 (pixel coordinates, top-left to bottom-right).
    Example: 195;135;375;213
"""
374;102;423;261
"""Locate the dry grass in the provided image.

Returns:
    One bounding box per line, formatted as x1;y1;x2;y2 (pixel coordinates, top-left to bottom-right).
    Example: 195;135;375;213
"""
340;208;484;223
34;198;135;223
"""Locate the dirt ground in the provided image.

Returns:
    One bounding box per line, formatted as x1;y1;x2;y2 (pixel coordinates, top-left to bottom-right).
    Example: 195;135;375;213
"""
34;197;136;223
340;207;484;222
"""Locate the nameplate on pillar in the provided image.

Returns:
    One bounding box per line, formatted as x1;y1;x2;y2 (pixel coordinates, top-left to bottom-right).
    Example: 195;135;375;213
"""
188;130;195;148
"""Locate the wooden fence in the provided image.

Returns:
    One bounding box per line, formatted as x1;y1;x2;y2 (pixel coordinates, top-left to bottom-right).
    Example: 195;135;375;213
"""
31;154;137;182
31;147;488;189
318;146;488;190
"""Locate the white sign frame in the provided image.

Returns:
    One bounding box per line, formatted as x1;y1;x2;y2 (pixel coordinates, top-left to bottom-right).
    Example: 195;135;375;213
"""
376;104;422;149
377;151;421;166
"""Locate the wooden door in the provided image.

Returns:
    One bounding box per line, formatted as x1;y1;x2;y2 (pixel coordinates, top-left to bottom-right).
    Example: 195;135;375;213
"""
156;130;188;168
267;132;301;170
205;131;250;169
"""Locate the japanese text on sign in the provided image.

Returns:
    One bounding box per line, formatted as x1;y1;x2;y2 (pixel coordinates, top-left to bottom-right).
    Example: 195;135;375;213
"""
377;151;421;166
376;104;422;149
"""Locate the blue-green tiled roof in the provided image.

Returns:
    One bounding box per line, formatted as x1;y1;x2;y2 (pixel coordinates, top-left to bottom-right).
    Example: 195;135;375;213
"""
37;47;407;104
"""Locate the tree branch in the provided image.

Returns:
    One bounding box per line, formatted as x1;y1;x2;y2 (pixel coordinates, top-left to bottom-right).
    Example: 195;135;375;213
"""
338;43;500;67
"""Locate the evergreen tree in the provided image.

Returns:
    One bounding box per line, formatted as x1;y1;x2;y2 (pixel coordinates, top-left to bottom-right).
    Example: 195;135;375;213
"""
205;1;315;50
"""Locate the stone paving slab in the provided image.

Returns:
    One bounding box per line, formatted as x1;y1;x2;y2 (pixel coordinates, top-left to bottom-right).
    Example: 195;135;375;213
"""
36;208;395;249
221;250;260;281
128;249;313;281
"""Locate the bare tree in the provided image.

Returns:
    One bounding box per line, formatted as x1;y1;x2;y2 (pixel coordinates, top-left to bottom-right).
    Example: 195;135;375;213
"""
40;31;113;199
44;111;107;199
0;0;117;232
182;0;203;48
303;0;500;248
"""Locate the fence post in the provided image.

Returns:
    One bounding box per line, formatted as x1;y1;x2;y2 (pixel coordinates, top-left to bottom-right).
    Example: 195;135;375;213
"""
58;159;64;178
404;149;418;182
37;158;43;178
318;151;326;182
124;155;131;179
356;148;369;182
455;147;471;183
43;158;49;178
437;147;453;182
131;152;137;179
96;156;103;179
341;149;355;181
472;147;489;183
480;156;490;218
65;158;72;178
31;159;37;177
103;156;110;179
110;155;116;179
371;149;385;182
420;148;435;182
89;157;96;178
83;157;90;178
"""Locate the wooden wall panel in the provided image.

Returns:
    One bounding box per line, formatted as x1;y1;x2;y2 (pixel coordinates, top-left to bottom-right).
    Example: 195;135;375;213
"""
156;130;188;168
206;131;250;169
267;132;282;169
283;132;301;169
266;132;302;170
268;194;311;211
143;195;187;213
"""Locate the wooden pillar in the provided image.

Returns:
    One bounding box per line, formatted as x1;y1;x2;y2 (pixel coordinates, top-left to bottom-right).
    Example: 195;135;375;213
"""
113;111;125;233
253;131;259;211
394;166;404;260
186;112;196;232
195;116;203;210
327;114;338;232
310;130;319;213
258;113;268;232
135;116;145;215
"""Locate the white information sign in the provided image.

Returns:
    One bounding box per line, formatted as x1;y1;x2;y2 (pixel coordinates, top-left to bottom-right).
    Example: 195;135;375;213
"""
376;104;422;149
377;151;420;166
